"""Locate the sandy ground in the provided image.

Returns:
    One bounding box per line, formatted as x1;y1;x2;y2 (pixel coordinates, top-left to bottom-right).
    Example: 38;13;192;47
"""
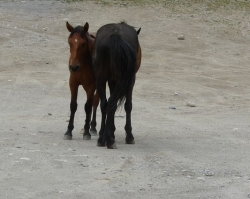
0;0;250;198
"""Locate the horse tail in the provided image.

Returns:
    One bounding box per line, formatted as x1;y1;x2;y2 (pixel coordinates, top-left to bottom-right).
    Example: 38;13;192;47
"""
107;34;137;110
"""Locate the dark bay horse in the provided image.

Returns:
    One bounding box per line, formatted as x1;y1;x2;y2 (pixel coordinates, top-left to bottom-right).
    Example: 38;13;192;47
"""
64;22;99;140
93;22;141;149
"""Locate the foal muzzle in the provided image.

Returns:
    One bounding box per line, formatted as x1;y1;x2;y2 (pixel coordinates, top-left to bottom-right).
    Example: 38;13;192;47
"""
69;65;80;72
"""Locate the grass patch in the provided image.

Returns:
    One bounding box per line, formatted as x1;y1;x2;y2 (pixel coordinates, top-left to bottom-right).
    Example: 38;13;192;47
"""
61;0;250;12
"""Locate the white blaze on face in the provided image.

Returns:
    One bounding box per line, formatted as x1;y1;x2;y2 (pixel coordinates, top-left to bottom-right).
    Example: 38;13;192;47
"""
75;38;78;43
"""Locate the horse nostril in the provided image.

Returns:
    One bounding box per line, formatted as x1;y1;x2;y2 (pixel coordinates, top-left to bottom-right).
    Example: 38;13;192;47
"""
69;65;80;72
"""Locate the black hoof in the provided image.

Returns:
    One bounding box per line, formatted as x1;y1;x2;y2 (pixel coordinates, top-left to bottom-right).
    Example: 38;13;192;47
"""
83;134;91;140
107;142;117;149
126;135;135;144
126;139;135;144
97;137;106;147
63;134;72;140
97;142;106;147
90;128;98;136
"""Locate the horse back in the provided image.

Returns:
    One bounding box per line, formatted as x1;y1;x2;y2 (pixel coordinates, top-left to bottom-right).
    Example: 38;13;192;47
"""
95;23;139;53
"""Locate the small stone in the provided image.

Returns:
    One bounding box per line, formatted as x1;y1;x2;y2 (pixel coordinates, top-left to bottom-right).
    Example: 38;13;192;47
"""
203;170;214;176
80;164;89;167
233;128;239;132
20;157;30;161
178;34;185;40
48;113;52;116
169;106;176;110
187;102;196;107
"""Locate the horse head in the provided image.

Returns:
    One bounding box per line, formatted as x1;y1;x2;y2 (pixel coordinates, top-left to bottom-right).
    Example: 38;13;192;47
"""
66;21;93;72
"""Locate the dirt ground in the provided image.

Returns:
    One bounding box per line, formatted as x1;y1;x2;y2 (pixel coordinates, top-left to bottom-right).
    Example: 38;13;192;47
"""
0;0;250;198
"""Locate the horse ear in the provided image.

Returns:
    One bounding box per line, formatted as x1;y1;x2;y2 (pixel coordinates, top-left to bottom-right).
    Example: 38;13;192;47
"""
137;28;141;35
66;21;74;33
83;22;89;33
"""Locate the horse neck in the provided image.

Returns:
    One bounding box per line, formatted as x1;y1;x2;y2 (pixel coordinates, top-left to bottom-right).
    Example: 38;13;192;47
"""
87;38;95;57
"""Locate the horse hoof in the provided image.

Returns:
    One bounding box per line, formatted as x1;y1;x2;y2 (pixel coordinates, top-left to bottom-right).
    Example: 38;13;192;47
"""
107;143;117;149
126;139;135;144
97;142;106;147
90;129;98;136
83;134;91;140
63;134;72;140
97;138;106;147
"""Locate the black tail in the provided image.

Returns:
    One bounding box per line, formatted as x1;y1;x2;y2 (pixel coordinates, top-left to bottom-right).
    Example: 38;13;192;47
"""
107;34;137;109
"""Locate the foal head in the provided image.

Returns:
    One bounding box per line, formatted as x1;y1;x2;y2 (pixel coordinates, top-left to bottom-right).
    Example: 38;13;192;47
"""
66;21;91;72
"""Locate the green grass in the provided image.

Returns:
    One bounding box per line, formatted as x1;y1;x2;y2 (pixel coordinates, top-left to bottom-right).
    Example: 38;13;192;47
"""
63;0;148;5
204;0;250;11
60;0;250;38
62;0;250;12
60;0;250;15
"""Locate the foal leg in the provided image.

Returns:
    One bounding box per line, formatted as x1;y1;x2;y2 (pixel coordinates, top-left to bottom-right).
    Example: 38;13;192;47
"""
81;86;95;140
97;81;107;147
90;91;99;135
64;82;79;140
125;77;135;144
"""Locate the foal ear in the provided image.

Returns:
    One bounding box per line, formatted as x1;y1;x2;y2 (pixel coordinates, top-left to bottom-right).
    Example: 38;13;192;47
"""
137;28;141;35
83;22;89;33
66;21;74;33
